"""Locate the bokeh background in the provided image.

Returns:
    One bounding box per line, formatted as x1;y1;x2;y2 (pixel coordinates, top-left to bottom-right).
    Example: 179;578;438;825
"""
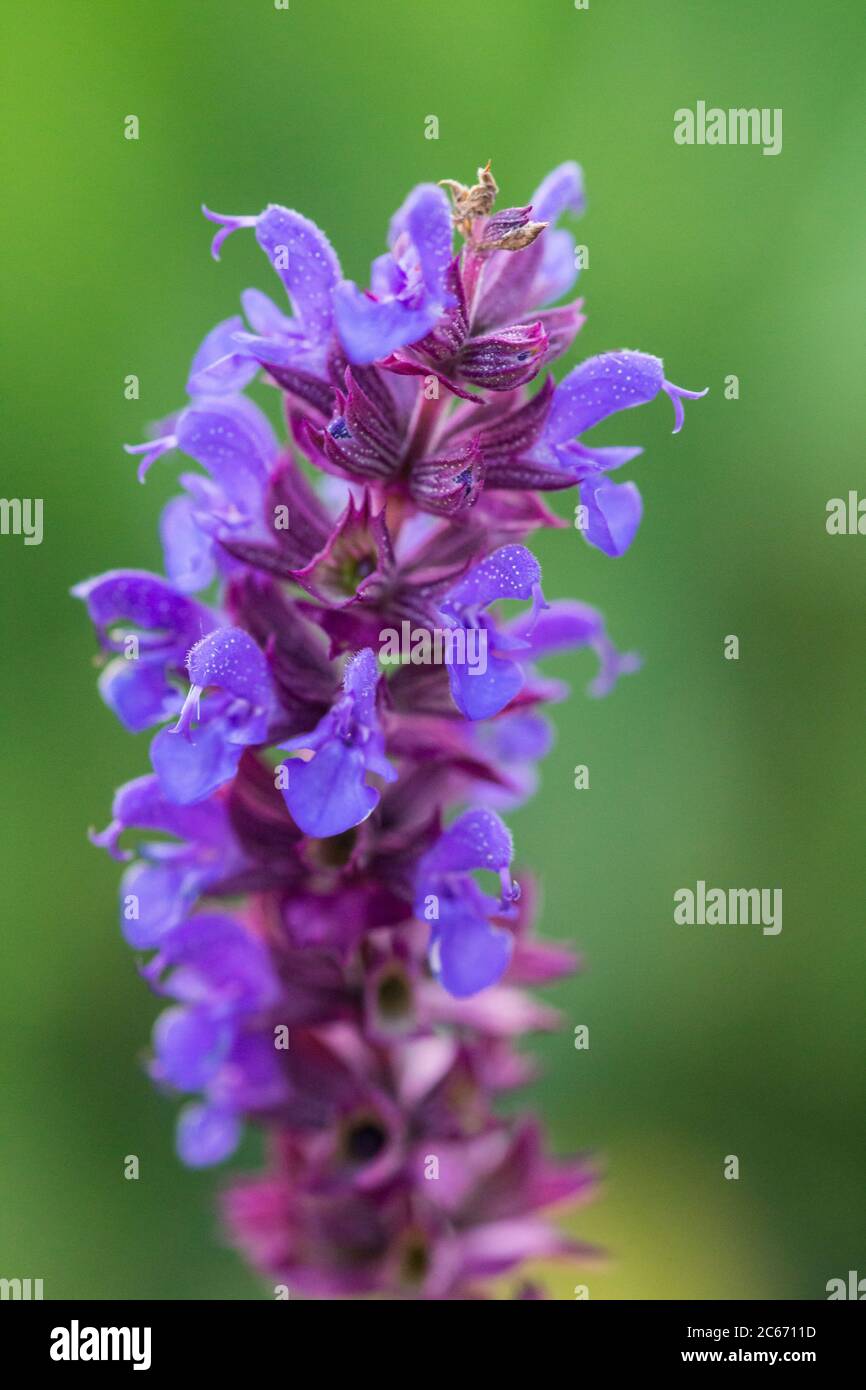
2;0;864;1299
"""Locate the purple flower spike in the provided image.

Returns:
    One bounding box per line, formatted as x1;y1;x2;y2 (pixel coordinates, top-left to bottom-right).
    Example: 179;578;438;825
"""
278;647;396;838
79;157;702;1298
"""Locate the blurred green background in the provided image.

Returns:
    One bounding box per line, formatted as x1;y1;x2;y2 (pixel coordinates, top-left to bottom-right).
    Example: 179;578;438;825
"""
2;0;864;1300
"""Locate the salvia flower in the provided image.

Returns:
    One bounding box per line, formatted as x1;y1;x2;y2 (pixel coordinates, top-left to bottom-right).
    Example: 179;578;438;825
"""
277;647;396;838
77;158;705;1298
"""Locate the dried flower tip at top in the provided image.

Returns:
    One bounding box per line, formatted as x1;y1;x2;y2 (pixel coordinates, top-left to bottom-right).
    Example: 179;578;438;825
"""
476;216;548;254
439;160;499;236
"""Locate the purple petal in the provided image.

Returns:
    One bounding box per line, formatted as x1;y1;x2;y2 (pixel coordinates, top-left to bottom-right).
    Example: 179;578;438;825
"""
447;650;525;722
98;658;182;733
508;599;604;655
580;476;643;556
151;719;244;805
160;914;277;1014
187;316;259;396
370;250;407;299
159;494;217;594
490;712;552;763
509;600;641;696
240;287;294;337
560;441;644;475
230;327;311;373
72;570;211;654
589;637;642;698
529;161;586;224
173;396;276;504
457;1217;583;1277
119;860;195;948
545;351;666;443
342;647;379;723
434;913;513;998
153;1007;232;1090
185;627;272;707
254;205;342;339
283;740;379;839
425;808;514;876
388;183;454;299
532;228;580;307
333;282;441;365
441;544;542;617
176;1102;241;1167
124;432;176;482
91;774;231;860
208;1032;288;1112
